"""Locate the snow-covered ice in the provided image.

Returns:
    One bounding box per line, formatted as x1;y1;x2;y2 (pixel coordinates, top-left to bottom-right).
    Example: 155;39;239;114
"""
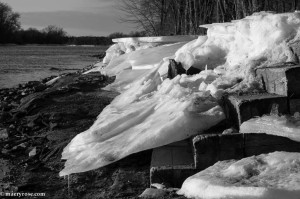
128;42;186;70
60;69;225;176
60;12;300;176
178;151;300;199
240;114;300;142
103;69;150;92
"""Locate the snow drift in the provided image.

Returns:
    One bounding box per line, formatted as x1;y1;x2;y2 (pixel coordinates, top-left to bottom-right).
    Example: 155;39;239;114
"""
60;12;300;176
178;151;300;199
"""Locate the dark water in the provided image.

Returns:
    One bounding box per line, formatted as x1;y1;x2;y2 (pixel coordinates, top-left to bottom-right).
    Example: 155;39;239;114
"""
0;45;107;88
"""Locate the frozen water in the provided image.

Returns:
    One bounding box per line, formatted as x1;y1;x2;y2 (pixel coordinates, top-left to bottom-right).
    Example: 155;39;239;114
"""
178;151;300;199
60;69;225;176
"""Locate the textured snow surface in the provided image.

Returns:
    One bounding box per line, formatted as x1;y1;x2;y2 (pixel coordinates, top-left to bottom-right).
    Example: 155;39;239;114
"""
128;42;186;70
240;114;300;142
60;69;225;176
175;12;300;78
103;69;150;92
61;12;300;176
178;151;300;199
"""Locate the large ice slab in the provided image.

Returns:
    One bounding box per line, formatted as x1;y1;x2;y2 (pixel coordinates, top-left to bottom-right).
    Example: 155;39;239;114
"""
240;114;300;142
178;151;300;199
60;69;225;176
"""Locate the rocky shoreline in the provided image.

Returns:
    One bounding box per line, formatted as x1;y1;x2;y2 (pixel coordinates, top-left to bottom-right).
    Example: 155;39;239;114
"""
0;64;187;199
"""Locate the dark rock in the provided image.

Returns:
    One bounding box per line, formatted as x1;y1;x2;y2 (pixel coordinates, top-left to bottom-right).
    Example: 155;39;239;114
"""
34;84;47;92
187;66;201;75
0;129;8;139
167;59;186;79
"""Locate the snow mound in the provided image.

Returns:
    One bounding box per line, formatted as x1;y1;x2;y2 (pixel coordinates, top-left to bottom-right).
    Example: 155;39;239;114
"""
59;69;225;176
240;114;300;142
175;11;300;77
178;151;300;199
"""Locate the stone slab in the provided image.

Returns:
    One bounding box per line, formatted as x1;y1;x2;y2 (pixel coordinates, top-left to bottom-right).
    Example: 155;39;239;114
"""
290;98;300;115
255;63;300;98
223;93;288;128
244;133;300;156
192;133;300;171
192;134;244;171
150;139;195;187
289;40;300;62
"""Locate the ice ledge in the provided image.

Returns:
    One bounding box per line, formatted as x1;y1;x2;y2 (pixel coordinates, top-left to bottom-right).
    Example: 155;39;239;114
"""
112;35;198;44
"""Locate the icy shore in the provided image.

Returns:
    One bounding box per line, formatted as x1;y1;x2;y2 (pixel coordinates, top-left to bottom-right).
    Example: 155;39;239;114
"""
60;12;300;177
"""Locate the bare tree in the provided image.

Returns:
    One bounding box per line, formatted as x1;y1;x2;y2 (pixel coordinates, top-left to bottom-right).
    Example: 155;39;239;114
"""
0;2;20;43
117;0;300;36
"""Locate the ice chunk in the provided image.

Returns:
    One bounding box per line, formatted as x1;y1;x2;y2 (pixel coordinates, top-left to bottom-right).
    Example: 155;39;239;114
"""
60;69;225;176
129;42;186;70
101;53;131;76
102;43;186;76
175;36;208;69
103;43;125;64
178;151;300;199
240;114;300;142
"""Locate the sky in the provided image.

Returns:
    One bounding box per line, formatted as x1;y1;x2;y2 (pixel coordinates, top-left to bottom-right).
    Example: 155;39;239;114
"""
1;0;136;36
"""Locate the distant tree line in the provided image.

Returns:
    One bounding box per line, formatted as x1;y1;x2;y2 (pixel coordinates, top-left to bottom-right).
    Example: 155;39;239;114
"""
119;0;300;36
0;1;144;45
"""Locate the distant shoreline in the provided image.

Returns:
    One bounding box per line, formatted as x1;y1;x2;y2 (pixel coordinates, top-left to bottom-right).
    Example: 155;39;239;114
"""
0;44;107;47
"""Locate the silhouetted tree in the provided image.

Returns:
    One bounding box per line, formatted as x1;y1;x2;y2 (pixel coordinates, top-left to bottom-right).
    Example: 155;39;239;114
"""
42;25;68;44
0;2;20;43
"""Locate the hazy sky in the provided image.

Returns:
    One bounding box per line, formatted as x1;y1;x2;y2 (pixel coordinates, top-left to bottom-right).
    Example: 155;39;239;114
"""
2;0;135;36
